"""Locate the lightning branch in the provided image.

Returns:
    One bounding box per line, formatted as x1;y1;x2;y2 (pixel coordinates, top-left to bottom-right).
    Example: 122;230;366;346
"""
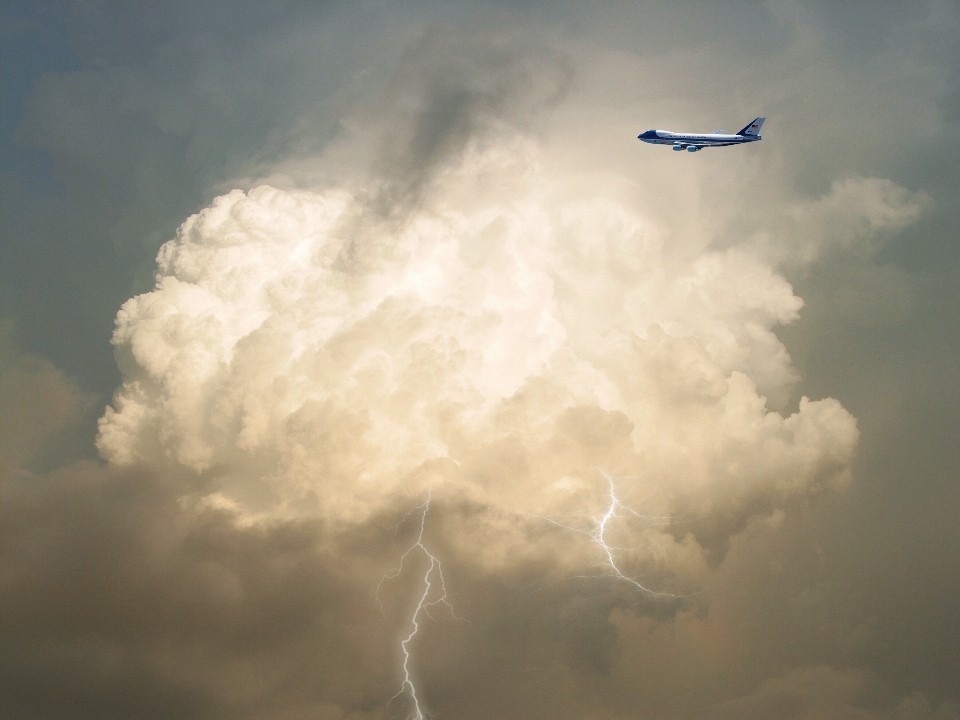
377;490;461;720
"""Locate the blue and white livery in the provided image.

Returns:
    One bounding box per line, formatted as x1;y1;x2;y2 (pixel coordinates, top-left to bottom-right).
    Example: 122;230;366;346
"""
638;117;765;152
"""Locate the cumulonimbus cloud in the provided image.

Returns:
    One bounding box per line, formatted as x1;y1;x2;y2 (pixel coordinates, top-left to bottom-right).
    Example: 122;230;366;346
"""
97;119;859;579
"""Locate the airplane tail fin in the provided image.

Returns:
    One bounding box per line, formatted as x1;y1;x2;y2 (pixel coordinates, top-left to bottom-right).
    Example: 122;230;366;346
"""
736;117;765;136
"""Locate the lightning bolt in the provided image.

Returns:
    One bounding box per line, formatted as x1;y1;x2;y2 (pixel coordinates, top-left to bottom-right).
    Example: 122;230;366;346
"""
377;490;461;720
542;471;683;598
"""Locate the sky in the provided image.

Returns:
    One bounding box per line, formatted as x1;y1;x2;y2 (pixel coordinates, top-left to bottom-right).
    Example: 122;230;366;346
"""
1;1;959;719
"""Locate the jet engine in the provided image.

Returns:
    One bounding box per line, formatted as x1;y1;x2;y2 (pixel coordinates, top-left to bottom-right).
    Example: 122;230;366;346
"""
687;146;700;152
672;145;684;151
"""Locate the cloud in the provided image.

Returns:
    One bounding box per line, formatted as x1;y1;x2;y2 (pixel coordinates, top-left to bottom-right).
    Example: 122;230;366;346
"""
714;666;960;720
96;65;858;583
0;328;94;473
0;459;398;720
748;177;931;266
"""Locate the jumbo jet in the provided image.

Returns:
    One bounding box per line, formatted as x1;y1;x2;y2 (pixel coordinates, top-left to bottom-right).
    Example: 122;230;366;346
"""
638;117;765;152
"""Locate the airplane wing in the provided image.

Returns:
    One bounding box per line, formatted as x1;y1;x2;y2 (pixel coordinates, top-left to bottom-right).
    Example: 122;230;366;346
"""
673;140;741;149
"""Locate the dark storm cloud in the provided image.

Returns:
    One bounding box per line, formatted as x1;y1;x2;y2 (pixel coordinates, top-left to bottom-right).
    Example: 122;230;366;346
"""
0;330;95;472
0;461;379;720
6;460;950;720
3;1;960;719
362;26;574;220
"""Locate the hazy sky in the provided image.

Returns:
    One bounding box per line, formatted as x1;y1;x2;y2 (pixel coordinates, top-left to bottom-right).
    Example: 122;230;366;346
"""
2;2;959;719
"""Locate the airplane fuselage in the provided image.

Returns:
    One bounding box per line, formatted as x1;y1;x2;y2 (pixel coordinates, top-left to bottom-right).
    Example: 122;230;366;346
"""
638;130;760;148
637;117;765;152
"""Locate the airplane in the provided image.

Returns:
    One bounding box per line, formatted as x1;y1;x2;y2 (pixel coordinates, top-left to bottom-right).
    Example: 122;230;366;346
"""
637;117;765;152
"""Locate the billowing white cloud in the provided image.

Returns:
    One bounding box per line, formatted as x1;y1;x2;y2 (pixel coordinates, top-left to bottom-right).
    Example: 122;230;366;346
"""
97;127;858;581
